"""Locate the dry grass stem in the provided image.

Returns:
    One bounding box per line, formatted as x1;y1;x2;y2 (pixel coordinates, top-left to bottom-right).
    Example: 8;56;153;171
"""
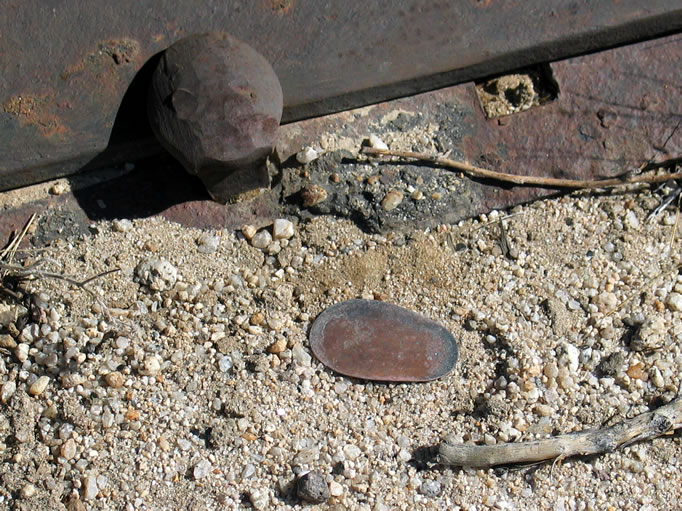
362;147;681;190
439;393;682;467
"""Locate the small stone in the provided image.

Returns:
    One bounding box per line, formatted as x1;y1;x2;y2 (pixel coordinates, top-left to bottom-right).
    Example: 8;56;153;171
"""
343;444;362;461
381;190;403;211
196;232;220;253
1;381;16;403
666;292;682;312
29;376;50;396
292;344;312;366
268;338;287;354
301;184;328;207
15;343;29;362
61;438;77;460
624;210;640;230
411;190;424;200
241;224;258;240
20;483;37;499
193;459;213;480
368;134;388;151
104;371;125;388
67;494;86;511
626;362;645;380
112;219;133;232
296;147;319;164
632;317;666;351
218;355;233;372
141;356;161;376
249;489;269;510
135;258;178;292
251;230;272;250
0;334;17;349
329;481;344;497
49;182;67;195
420;479;442;498
562;342;580;372
296;470;330;504
82;473;98;500
273;219;295;240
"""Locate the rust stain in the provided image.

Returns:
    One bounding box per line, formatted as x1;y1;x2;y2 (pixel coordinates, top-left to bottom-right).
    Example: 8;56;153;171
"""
61;39;140;84
2;93;70;139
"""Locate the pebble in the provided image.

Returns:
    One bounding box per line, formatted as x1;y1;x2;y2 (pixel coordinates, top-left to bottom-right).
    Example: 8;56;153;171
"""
249;489;269;510
0;334;17;349
141;356;161;376
49;182;67;196
196;232;220;253
241;224;258;241
296;147;319;164
193;459;213;480
218;355;233;372
329;481;344;497
268;338;287;354
301;184;328;207
104;371;125;388
61;438;77;460
112;219;133;232
296;470;330;503
15;343;29;362
20;483;37;499
1;381;16;403
368;134;389;150
273;219;295;240
251;230;272;250
135;258;178;292
381;190;404;211
420;479;442;498
28;376;50;396
667;292;682;312
292;344;312;366
82;473;98;500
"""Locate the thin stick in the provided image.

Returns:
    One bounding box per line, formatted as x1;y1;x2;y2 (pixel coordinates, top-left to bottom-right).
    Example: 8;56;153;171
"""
0;213;36;262
438;395;682;467
362;147;682;190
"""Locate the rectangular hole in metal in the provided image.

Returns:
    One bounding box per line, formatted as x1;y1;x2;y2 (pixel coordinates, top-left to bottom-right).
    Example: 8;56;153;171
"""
475;63;559;119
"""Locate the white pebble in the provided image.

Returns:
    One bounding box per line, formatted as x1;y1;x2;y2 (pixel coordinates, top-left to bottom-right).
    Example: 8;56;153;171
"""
196;232;220;254
624;210;640;230
292;344;312;366
273;219;295;240
296;147;319;164
193;459;213;480
15;343;29;362
112;219;133;232
20;483;37;499
249;489;269;510
142;356;161;376
368;134;388;150
667;292;682;312
329;481;344;497
251;230;272;250
61;438;77;460
82;473;99;500
562;342;580;373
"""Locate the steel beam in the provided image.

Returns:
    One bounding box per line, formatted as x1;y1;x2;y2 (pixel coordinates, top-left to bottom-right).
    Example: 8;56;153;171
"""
1;1;681;191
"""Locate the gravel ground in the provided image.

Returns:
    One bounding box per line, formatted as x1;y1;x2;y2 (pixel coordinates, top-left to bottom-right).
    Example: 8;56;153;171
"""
2;161;682;510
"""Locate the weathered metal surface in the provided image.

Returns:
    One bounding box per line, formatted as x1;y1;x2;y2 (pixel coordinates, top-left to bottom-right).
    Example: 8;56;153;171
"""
309;300;458;382
276;34;682;232
0;35;680;245
1;1;681;191
148;32;283;202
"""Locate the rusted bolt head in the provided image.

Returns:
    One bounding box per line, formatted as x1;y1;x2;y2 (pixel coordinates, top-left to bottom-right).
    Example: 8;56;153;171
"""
148;32;283;203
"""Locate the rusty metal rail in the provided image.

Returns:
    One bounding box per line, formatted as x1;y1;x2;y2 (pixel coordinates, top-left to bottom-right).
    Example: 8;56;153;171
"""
1;1;681;191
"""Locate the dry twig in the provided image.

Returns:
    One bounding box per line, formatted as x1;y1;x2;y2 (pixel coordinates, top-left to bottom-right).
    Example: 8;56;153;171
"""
439;394;682;467
362;147;682;190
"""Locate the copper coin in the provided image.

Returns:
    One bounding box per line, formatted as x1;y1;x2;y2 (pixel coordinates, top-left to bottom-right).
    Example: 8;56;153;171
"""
309;299;458;382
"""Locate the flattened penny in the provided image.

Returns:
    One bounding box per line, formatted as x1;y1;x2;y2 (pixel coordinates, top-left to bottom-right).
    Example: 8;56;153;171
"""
309;299;458;382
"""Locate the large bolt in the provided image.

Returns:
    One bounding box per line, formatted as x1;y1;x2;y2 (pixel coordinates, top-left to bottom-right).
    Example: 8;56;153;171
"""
147;32;283;203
